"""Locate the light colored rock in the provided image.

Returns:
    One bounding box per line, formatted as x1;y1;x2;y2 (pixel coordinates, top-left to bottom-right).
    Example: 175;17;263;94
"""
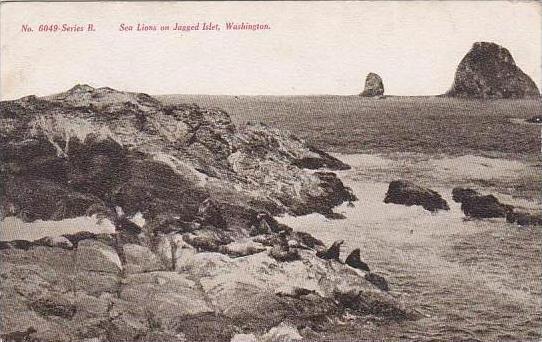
75;239;122;273
120;271;214;327
35;236;73;249
155;233;197;270
231;333;258;342
219;239;267;257
123;243;164;274
261;323;302;342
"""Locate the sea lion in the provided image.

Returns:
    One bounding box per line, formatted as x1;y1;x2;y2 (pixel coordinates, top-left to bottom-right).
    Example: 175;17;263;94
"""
345;248;370;272
316;240;344;261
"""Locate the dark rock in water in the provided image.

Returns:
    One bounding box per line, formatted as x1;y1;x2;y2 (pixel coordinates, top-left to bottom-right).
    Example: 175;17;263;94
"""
447;42;540;99
526;115;542;124
365;273;390;292
345;248;370;272
316;240;344;260
454;189;513;218
452;187;480;203
506;211;542;227
384;180;449;212
360;73;384;97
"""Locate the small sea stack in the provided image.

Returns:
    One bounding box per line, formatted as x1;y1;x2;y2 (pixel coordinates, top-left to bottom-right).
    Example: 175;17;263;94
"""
360;72;384;97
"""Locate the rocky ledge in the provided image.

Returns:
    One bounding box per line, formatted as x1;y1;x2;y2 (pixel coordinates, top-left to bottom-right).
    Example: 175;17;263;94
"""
0;86;410;342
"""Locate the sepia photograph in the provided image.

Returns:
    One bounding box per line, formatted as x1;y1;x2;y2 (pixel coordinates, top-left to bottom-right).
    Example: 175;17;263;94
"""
0;1;541;341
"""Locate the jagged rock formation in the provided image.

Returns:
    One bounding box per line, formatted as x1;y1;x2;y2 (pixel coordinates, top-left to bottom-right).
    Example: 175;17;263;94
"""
452;187;541;226
452;187;512;218
0;85;410;342
360;73;384;97
384;180;449;212
447;42;540;99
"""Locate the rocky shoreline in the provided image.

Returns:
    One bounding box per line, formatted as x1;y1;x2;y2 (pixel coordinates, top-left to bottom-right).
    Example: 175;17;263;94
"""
0;86;409;342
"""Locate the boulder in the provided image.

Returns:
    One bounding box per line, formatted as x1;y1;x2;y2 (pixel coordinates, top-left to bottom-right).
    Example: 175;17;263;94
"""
75;239;122;273
123;243;164;274
261;323;303;342
447;42;540;99
452;187;513;218
384;180;449;212
452;187;480;203
360;73;384;97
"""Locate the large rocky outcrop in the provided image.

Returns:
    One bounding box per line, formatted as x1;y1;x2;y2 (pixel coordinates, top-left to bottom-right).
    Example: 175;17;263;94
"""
447;42;540;99
359;73;384;97
0;86;410;342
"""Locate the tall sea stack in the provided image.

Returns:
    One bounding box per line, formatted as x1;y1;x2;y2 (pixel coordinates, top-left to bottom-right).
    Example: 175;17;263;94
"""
447;42;540;99
360;72;384;97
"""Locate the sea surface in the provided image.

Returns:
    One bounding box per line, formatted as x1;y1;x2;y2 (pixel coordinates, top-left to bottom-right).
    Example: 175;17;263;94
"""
278;153;542;342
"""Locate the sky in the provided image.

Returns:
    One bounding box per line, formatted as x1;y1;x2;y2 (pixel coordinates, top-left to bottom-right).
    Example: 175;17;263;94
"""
1;1;541;99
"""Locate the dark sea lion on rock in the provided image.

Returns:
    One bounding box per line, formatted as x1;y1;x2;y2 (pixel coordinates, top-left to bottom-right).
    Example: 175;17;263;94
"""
345;248;370;272
316;240;344;261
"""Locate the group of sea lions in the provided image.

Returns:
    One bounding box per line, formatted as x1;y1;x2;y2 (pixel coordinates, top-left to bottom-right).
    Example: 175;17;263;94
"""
316;240;370;272
316;240;389;291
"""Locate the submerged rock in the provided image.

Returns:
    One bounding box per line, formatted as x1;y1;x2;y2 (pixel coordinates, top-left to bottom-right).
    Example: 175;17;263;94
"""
384;180;449;212
447;42;540;99
506;211;542;227
360;73;384;97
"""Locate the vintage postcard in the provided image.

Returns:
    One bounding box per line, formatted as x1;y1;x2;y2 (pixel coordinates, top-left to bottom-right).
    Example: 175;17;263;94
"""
0;1;541;341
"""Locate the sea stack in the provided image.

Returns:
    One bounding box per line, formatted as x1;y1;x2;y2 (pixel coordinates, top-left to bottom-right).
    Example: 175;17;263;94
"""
447;42;540;99
360;72;384;97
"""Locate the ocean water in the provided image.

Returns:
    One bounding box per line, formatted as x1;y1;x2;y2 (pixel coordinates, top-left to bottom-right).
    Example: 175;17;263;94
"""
277;153;542;341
